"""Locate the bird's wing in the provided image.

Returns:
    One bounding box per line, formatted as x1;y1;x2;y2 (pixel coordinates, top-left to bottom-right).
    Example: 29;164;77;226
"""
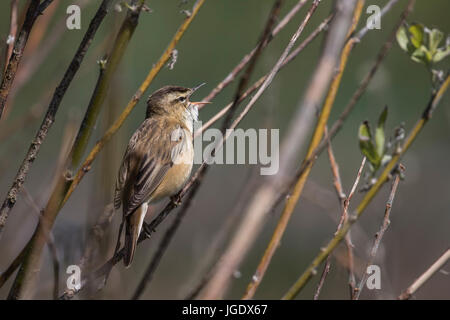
114;117;188;217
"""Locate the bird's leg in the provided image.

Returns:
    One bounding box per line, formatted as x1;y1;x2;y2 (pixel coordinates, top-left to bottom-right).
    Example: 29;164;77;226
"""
142;222;153;237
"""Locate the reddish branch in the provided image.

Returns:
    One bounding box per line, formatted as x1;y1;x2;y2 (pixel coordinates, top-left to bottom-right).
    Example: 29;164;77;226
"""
0;0;54;118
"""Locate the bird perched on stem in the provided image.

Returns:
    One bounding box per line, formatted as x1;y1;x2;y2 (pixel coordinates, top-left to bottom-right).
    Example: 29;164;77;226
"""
114;84;208;267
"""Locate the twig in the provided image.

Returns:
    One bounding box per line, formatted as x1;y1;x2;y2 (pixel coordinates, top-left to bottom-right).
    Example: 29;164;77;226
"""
8;0;91;112
241;0;364;300
326;129;345;204
353;165;404;299
131;0;284;300
398;249;450;300
282;74;450;300
355;0;400;40
313;258;331;300
340;157;366;296
0;0;53;118
0;0;112;239
3;0;19;73
323;127;365;298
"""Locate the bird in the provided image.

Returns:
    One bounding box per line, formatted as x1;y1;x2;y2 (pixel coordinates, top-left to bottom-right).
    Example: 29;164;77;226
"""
114;84;208;267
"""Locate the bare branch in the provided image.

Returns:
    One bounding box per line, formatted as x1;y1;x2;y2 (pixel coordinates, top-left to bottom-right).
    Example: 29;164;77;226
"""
354;164;404;299
0;0;54;118
3;0;19;74
313;258;331;300
398;249;450;300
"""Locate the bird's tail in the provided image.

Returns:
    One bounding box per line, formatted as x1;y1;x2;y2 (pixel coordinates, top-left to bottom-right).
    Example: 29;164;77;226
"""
123;203;148;268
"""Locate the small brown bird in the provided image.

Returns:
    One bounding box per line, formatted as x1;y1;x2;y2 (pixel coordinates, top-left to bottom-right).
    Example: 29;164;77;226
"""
114;84;208;267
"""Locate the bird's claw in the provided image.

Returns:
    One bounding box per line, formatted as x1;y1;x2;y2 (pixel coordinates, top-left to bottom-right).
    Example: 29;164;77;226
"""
170;195;182;207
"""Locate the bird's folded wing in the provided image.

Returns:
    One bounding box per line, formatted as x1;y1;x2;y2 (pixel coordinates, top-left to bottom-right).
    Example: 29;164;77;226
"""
114;117;188;217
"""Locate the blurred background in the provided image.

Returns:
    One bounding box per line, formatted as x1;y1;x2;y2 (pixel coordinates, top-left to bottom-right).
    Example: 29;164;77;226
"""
0;0;449;299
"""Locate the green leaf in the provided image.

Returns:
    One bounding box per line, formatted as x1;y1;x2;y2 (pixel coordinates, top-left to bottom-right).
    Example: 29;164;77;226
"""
433;37;450;62
411;46;431;65
375;106;388;158
429;28;444;54
409;23;424;49
396;25;410;52
359;121;379;168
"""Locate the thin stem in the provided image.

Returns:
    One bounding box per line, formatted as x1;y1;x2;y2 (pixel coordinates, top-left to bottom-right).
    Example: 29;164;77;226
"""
3;0;19;74
282;74;450;300
398;249;450;300
325;127;365;298
354;165;404;299
0;0;53;118
313;258;331;300
9;0;91;109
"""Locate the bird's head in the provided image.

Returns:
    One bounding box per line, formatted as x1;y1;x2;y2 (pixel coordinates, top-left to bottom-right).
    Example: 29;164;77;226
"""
146;84;209;119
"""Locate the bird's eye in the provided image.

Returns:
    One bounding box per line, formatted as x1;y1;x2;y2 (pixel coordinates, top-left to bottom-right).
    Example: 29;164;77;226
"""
178;96;186;102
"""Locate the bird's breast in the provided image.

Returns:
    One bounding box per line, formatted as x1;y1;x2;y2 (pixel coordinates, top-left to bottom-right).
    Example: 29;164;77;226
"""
150;133;194;202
